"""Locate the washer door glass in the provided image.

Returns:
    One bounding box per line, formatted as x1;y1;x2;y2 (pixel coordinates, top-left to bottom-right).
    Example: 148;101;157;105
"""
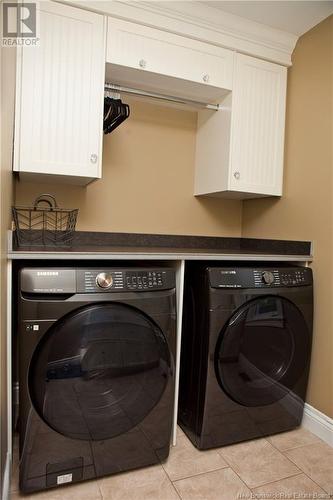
215;296;311;406
29;303;171;440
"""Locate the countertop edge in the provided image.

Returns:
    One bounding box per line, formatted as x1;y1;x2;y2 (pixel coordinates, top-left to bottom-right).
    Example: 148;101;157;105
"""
7;231;313;255
7;251;313;261
7;231;313;261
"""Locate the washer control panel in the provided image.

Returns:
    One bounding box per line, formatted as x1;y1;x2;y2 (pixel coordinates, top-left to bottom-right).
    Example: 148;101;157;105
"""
20;268;175;294
125;270;165;290
209;267;312;289
77;268;175;293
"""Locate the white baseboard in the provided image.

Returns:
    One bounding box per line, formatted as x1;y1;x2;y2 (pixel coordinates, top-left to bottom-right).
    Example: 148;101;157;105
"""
302;403;333;447
1;452;11;500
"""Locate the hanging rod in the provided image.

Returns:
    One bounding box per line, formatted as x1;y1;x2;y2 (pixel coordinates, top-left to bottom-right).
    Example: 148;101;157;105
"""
104;83;220;111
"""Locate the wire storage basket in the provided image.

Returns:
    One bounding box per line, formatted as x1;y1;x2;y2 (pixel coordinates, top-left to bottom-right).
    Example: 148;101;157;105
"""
12;194;79;247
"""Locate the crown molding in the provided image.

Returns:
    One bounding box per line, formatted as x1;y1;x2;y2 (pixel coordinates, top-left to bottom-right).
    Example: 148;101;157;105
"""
62;0;298;66
136;1;297;65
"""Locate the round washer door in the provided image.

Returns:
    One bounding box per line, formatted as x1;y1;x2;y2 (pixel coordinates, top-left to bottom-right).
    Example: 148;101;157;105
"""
29;303;171;441
215;296;311;407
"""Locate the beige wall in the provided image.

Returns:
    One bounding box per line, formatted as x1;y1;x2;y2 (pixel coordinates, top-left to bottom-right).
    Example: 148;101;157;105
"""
15;99;242;237
242;16;333;418
0;44;16;494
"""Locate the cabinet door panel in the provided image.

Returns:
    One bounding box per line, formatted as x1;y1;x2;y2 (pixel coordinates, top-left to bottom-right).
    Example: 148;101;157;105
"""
14;1;106;180
229;54;287;196
107;18;233;91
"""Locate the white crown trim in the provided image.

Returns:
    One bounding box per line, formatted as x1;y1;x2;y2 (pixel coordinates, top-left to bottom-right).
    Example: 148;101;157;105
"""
63;0;298;66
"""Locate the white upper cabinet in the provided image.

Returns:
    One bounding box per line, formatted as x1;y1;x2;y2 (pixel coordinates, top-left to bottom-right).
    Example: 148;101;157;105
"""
229;54;287;196
106;18;234;102
14;1;106;184
195;53;287;199
12;4;287;195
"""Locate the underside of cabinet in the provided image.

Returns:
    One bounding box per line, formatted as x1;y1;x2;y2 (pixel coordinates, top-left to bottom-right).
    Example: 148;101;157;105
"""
16;171;100;186
105;64;230;105
195;190;280;200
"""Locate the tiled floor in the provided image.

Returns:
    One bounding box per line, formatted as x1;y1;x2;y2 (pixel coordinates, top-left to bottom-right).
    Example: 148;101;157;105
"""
11;426;333;499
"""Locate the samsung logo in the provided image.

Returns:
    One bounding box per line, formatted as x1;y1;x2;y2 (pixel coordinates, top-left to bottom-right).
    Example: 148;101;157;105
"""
220;271;236;275
37;271;59;276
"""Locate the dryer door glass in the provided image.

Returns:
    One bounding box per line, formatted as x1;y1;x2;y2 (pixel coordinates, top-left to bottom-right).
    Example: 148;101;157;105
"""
29;303;172;440
215;296;311;406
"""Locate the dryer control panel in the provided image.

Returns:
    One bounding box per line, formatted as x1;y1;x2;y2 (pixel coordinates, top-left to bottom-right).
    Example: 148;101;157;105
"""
208;267;313;289
77;268;175;293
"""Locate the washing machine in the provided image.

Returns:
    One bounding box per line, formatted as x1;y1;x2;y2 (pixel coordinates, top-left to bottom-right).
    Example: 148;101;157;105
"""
179;264;313;449
18;266;176;493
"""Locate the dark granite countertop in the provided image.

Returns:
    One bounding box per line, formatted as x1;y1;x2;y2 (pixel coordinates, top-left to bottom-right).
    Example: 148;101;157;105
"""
8;231;312;261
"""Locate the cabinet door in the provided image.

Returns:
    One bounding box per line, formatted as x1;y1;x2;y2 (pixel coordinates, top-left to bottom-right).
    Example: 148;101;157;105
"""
229;54;287;196
107;18;233;96
14;1;106;182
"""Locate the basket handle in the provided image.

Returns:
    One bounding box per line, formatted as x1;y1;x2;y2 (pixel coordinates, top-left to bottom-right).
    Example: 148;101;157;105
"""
33;194;58;210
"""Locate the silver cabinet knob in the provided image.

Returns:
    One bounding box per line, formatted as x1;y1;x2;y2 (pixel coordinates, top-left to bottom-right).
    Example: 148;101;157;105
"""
203;74;210;83
139;59;147;69
90;154;98;164
233;171;240;180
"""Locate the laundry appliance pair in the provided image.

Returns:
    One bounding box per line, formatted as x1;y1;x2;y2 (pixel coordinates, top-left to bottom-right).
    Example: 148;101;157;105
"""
16;262;314;493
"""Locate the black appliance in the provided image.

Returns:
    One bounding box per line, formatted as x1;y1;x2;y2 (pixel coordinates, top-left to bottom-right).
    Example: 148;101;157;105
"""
179;264;313;449
18;267;176;493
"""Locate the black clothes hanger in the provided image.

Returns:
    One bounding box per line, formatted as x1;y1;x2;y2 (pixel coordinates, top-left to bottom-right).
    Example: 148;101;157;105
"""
103;96;130;135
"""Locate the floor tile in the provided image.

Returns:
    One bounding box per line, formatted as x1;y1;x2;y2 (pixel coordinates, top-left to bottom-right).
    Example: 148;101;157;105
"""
285;442;333;495
162;435;228;481
267;427;321;451
218;438;300;488
252;473;326;497
11;478;103;499
174;467;251;500
98;464;179;500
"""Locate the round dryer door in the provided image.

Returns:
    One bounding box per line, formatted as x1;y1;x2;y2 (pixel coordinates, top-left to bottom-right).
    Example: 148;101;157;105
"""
29;303;171;440
215;296;311;407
